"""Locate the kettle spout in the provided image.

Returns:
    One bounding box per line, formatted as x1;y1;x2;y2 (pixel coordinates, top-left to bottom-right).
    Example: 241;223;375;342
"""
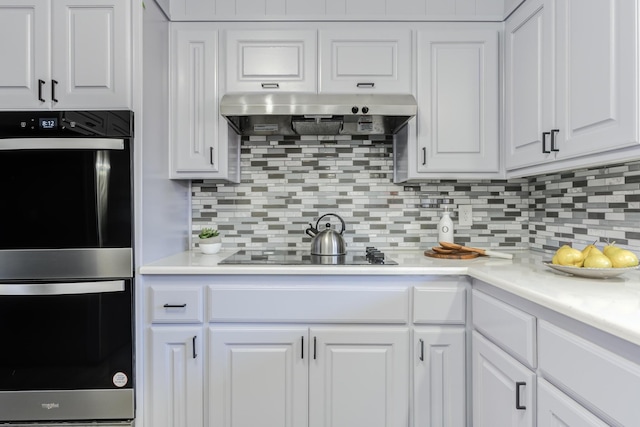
305;224;318;238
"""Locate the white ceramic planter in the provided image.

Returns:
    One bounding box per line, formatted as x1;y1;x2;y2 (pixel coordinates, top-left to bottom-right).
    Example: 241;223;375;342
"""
200;242;222;254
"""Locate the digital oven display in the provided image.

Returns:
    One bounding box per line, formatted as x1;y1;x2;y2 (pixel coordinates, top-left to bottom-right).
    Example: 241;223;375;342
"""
39;117;58;130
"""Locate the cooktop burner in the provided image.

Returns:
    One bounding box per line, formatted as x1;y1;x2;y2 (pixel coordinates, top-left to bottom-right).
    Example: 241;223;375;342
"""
219;247;397;266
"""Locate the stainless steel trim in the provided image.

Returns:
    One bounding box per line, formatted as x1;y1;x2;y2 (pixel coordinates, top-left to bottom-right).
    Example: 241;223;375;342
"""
220;93;417;116
0;389;134;422
0;138;125;150
0;280;125;296
0;423;134;427
220;93;417;136
0;248;133;280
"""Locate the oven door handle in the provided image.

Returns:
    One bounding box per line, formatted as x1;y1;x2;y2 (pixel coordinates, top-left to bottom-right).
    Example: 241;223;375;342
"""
0;138;125;151
0;280;126;295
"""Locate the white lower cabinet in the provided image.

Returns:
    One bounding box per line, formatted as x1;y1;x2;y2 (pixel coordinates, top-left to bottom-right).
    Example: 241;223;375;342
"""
309;327;410;427
143;277;468;427
148;327;204;427
537;379;608;427
208;325;409;427
414;328;466;427
209;327;308;427
472;331;536;427
472;331;535;427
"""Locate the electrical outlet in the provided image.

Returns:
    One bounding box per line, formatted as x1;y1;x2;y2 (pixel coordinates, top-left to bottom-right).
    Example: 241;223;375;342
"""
459;205;473;226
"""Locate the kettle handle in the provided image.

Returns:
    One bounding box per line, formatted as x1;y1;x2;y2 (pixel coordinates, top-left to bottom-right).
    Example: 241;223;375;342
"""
316;213;346;235
305;224;318;238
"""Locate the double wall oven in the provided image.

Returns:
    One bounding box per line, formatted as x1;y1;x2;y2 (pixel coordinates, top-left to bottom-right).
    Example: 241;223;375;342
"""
0;111;135;426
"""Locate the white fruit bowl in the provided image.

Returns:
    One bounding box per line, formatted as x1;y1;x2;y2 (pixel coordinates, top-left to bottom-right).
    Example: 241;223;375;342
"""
543;261;639;279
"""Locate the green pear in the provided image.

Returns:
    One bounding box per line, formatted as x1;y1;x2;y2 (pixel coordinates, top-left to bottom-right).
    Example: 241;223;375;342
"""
583;246;613;268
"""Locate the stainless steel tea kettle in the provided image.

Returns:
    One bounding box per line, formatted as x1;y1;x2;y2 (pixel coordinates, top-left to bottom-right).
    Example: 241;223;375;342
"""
305;213;347;255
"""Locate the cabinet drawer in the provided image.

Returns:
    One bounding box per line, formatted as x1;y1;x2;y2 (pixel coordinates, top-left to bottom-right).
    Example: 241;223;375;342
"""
149;286;204;323
538;320;640;427
472;290;536;368
413;286;466;324
208;286;409;323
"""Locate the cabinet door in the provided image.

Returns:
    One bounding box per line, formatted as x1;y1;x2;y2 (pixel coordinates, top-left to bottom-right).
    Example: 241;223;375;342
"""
0;0;49;109
416;29;499;174
309;327;410;427
504;0;555;170
209;326;309;427
319;29;412;94
148;327;204;427
538;379;609;427
51;0;130;109
225;30;317;93
554;0;638;159
414;328;466;427
171;25;240;182
171;27;219;175
472;331;535;427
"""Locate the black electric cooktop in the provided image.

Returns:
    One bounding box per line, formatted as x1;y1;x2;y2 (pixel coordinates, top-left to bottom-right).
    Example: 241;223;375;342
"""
219;247;397;266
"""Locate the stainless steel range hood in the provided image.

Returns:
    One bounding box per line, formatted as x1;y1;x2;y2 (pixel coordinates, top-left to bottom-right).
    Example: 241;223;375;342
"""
220;93;417;136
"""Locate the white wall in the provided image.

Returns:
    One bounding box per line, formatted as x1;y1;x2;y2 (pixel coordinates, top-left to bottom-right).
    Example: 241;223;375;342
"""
141;0;190;265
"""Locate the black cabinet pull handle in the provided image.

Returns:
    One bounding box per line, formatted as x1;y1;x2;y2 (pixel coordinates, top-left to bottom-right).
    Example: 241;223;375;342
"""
163;303;187;308
419;338;424;361
261;82;279;89
422;147;427;165
301;336;304;359
542;132;551;153
38;79;45;102
51;79;58;102
313;336;317;360
209;147;214;165
357;82;375;88
515;381;526;410
550;129;559;151
192;336;197;359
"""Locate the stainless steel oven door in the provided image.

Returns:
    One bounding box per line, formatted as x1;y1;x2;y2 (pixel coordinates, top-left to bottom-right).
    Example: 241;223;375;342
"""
0;137;133;251
0;278;134;422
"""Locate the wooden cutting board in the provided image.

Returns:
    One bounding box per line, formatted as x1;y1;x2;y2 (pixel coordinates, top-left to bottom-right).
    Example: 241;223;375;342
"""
424;250;480;260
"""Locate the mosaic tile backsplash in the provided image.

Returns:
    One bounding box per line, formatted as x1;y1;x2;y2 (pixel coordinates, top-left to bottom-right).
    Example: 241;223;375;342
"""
192;137;640;253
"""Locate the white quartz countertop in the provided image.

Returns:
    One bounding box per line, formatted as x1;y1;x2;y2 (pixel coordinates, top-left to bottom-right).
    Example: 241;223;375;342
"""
140;248;640;347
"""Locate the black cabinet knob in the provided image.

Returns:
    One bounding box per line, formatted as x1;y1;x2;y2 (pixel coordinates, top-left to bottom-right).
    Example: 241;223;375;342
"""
351;106;359;114
362;106;369;114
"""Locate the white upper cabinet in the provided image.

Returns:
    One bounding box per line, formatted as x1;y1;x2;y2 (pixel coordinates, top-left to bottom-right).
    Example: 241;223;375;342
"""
0;0;49;109
554;0;638;159
395;26;500;181
225;30;317;93
319;29;412;94
167;0;506;21
0;0;131;110
504;0;554;170
505;0;639;175
170;24;241;182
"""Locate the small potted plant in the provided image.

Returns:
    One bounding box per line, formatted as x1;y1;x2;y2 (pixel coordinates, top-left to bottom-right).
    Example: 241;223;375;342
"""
198;227;221;254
